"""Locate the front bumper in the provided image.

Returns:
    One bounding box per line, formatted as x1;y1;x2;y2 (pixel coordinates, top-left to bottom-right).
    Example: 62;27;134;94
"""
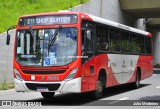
14;77;82;93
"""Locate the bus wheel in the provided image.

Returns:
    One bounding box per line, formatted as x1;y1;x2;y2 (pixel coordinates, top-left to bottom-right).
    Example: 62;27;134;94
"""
92;76;103;99
41;92;55;99
133;71;140;88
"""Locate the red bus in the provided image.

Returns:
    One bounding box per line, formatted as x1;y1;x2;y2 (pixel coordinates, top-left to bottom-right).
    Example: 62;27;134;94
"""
6;12;153;99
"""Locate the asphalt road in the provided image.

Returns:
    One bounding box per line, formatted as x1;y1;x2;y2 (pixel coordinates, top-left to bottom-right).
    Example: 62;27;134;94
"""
0;70;160;109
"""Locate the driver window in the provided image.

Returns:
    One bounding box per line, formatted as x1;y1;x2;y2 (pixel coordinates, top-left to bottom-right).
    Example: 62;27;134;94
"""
82;30;93;52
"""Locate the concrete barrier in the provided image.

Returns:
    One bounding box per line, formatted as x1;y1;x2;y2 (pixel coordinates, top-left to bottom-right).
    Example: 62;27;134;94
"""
0;29;15;83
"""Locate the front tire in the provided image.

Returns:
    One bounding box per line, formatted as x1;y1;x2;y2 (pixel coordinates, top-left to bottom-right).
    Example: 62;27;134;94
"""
41;92;55;99
92;76;103;99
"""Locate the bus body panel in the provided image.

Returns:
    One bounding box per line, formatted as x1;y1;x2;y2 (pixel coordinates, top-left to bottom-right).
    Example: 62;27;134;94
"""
12;12;153;93
137;55;153;80
80;53;153;92
14;77;82;93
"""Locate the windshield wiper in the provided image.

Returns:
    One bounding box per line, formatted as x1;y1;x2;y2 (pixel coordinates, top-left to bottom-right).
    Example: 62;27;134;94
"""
29;26;35;38
49;26;62;46
48;26;62;56
29;26;39;44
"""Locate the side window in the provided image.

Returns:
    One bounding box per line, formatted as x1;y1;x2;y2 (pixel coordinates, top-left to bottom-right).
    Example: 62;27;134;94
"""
85;31;93;52
97;25;109;51
81;21;94;52
138;36;145;54
82;30;85;50
82;29;92;52
121;31;130;53
145;37;152;55
109;28;120;52
130;33;139;54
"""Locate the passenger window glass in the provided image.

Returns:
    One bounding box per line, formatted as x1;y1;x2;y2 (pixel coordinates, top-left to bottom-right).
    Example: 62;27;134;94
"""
97;25;109;51
84;30;92;52
145;37;152;55
121;31;130;53
138;36;145;54
109;28;120;52
130;34;139;54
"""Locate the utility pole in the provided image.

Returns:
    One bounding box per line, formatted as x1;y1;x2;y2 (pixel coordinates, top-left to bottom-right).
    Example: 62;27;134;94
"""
100;0;103;18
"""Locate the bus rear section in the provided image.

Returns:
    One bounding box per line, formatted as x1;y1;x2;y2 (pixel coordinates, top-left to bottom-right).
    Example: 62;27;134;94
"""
79;14;153;97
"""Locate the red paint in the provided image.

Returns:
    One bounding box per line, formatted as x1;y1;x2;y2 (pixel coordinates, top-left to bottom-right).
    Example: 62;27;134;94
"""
13;12;153;93
148;33;152;37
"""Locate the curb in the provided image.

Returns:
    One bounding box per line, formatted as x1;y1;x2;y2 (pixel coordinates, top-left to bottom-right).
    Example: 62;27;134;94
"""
0;29;15;36
154;68;160;70
0;89;15;93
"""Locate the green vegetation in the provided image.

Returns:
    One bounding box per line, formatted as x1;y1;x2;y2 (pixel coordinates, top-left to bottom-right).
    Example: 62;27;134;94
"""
0;82;14;90
0;0;89;33
154;63;160;68
121;40;140;53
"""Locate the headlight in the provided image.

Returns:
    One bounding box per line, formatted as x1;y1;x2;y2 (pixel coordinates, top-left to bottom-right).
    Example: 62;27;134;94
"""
65;67;78;81
14;68;23;81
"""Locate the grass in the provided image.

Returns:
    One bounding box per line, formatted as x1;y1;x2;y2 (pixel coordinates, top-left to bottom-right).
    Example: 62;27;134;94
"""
0;0;89;34
154;63;160;68
0;82;14;90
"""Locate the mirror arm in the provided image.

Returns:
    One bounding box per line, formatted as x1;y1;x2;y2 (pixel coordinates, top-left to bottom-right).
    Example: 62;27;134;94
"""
7;25;16;35
81;28;92;32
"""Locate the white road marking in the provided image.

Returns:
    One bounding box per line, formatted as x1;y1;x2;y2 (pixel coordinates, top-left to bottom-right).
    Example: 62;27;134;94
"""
118;97;129;100
155;106;160;109
107;97;129;104
156;86;160;88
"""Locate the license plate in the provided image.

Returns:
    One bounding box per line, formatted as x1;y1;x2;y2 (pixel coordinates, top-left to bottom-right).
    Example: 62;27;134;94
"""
37;87;49;92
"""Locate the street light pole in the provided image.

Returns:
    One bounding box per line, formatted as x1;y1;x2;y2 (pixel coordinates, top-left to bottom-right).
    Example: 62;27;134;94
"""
100;0;103;18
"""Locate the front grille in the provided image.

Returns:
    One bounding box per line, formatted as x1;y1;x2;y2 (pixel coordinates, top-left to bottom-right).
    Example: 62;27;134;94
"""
25;83;60;91
22;70;66;74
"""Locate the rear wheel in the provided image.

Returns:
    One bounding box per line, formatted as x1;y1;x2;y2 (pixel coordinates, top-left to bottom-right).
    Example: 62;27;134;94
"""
132;71;140;88
92;76;103;99
41;92;55;99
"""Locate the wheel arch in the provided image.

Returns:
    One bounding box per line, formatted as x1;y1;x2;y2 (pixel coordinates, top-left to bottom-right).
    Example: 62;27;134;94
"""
137;66;141;80
98;68;107;87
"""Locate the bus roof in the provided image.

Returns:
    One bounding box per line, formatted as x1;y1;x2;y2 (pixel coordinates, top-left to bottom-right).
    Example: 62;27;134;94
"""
19;12;152;37
87;14;151;37
20;11;78;17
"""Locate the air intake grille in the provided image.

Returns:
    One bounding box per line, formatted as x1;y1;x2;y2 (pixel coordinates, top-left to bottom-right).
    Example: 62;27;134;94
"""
25;83;60;91
22;70;66;74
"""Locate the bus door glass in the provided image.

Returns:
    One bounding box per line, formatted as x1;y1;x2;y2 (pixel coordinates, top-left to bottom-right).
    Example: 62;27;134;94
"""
81;21;95;63
81;21;96;78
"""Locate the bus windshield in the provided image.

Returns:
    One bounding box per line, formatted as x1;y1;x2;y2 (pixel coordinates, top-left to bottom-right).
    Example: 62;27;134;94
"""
16;27;77;66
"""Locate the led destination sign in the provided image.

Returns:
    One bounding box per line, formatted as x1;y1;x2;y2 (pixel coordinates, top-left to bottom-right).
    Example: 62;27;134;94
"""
18;15;78;26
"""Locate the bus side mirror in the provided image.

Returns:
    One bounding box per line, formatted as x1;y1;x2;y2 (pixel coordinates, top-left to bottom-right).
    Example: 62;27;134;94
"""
6;25;16;45
6;34;10;45
86;30;91;41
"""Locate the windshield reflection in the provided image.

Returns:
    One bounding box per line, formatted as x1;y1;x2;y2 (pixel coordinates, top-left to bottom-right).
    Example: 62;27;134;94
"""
16;28;77;66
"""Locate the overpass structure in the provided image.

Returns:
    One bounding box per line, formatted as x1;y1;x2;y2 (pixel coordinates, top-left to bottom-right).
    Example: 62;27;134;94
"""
120;0;160;18
120;0;160;28
119;0;160;65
